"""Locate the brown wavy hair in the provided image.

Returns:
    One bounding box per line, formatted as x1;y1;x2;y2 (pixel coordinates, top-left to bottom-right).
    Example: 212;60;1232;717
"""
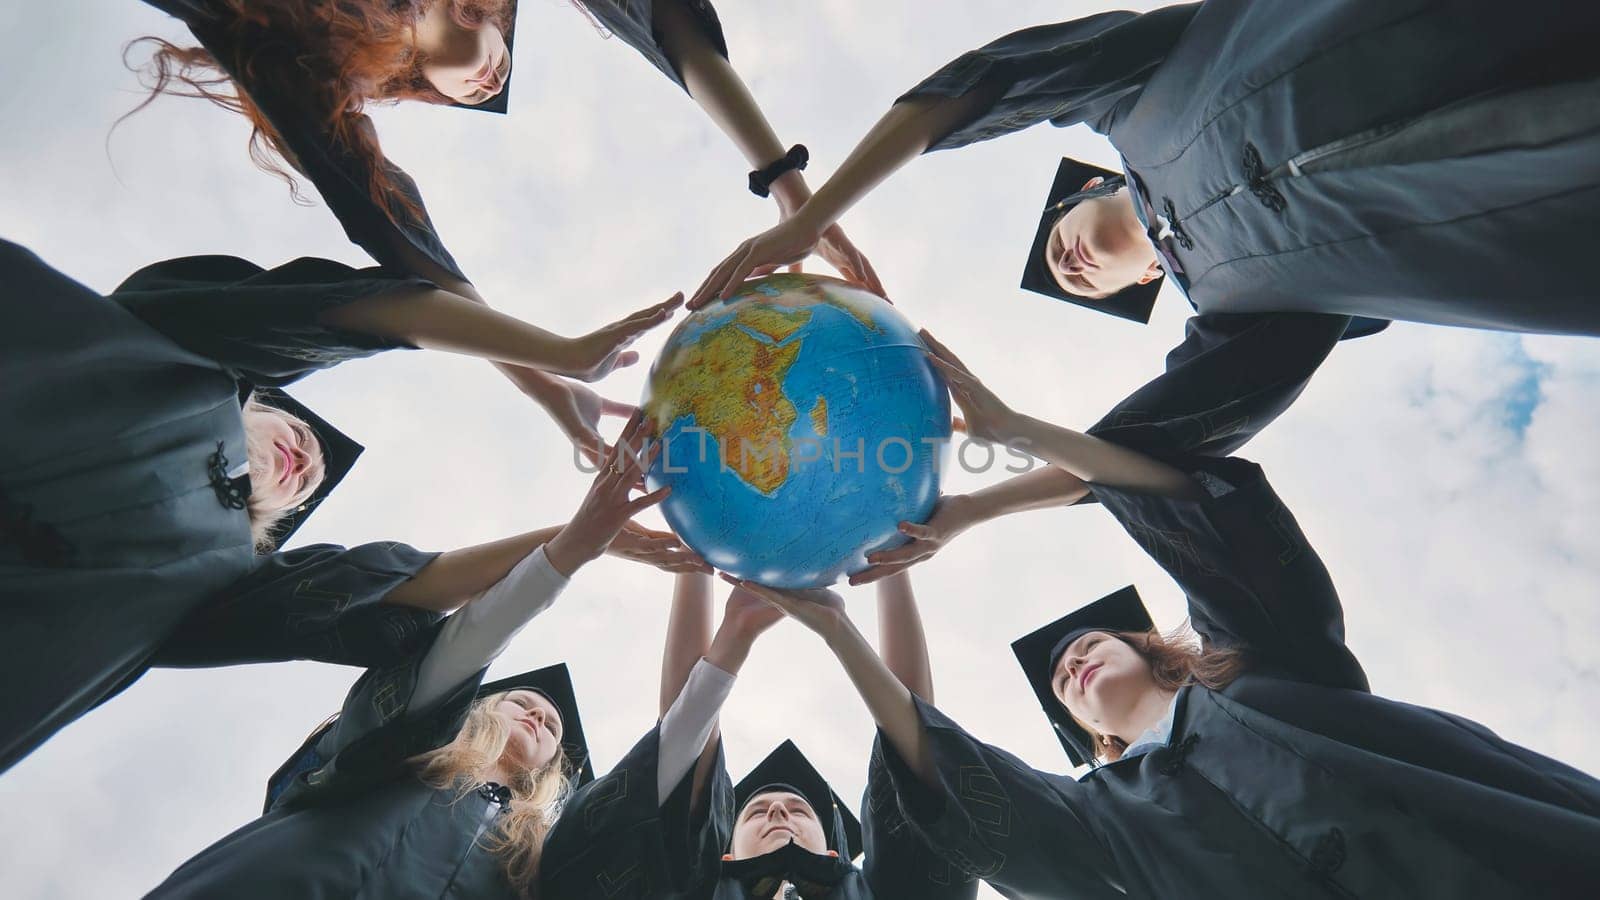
124;0;513;223
1074;627;1247;763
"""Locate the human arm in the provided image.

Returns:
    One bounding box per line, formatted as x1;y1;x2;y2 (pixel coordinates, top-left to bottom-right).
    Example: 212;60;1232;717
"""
733;578;1119;895
649;0;881;293
688;6;1201;306
875;572;934;702
319;287;682;382
922;331;1204;500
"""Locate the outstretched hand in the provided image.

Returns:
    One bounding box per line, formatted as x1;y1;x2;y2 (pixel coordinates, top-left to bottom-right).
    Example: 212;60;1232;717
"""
530;377;637;469
690;218;825;309
921;329;1022;445
545;413;670;576
721;584;787;639
561;293;683;382
608;520;711;575
849;495;977;585
720;575;851;642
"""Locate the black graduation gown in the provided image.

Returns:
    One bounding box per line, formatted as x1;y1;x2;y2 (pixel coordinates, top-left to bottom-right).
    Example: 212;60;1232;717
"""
698;752;979;900
147;634;521;899
538;729;732;899
0;243;439;774
905;1;1600;335
871;456;1600;898
904;3;1600;459
138;0;730;281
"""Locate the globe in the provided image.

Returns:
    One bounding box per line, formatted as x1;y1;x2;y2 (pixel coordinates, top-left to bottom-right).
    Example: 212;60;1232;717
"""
642;273;951;588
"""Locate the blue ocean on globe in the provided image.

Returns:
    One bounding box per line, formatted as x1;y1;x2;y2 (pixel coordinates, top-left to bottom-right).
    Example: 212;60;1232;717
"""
642;273;950;588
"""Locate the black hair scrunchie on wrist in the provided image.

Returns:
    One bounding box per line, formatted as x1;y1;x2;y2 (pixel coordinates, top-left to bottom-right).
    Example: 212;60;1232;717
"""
748;144;809;198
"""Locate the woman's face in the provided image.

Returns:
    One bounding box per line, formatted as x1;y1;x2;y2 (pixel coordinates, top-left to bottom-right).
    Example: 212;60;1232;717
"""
729;790;829;859
494;690;564;772
1052;631;1157;736
242;407;325;513
414;2;510;105
1045;178;1162;299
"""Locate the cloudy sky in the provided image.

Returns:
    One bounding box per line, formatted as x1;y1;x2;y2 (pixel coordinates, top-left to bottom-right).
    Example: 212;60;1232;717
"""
3;2;1597;897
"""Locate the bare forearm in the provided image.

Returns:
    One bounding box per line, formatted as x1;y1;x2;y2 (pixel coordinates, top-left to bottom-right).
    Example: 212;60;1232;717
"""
320;287;579;373
657;0;786;170
384;525;565;613
1012;417;1203;500
660;573;715;716
799;84;1005;231
965;466;1091;522
875;572;934;702
825;620;937;785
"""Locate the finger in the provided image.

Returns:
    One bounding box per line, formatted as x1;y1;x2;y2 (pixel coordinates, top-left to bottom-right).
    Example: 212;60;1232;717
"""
600;398;638;418
607;350;640;372
716;251;760;300
848;563;907;586
899;521;937;540
748;263;780;279
918;329;971;372
786;261;802;274
855;251;887;300
624;485;671;514
618;409;647;445
864;544;926;566
951;416;967;434
691;251;746;310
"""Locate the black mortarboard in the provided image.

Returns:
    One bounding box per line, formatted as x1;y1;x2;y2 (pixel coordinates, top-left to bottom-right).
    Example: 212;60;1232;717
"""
242;386;363;550
1020;157;1164;324
732;740;863;860
480;662;596;785
1011;585;1155;767
450;0;518;114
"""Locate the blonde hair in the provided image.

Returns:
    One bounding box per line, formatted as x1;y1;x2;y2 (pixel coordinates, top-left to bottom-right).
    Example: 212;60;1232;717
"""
1072;625;1247;763
240;394;326;552
411;693;574;898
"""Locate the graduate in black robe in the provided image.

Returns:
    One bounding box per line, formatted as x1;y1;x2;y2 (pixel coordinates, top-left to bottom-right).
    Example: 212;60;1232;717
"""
693;4;1600;571
710;577;976;900
736;333;1600;898
134;0;881;462
150;416;671;898
0;242;695;774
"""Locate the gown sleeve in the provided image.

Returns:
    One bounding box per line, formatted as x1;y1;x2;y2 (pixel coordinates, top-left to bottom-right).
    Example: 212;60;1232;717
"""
538;728;734;898
150;541;442;670
139;0;467;279
870;697;1125;898
1089;456;1370;691
862;734;981;900
1083;312;1351;470
263;625;490;812
576;0;729;91
896;5;1200;151
110;254;428;387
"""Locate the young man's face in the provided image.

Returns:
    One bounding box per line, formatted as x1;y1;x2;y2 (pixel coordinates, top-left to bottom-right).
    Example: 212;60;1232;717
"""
1045;178;1163;299
729;790;829;858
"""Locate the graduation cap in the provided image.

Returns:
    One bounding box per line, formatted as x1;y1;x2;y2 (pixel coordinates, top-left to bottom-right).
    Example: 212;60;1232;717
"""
732;740;863;861
479;662;596;785
1021;157;1164;324
1011;585;1155;767
449;0;518;114
242;386;362;550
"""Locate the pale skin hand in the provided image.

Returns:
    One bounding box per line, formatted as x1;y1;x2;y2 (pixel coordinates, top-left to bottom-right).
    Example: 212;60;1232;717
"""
874;571;934;702
923;330;1205;500
654;0;883;298
544;412;672;577
851;467;1092;585
609;520;711;575
725;576;938;786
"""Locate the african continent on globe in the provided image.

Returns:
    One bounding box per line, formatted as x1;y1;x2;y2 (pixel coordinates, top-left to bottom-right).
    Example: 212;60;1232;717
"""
643;273;950;589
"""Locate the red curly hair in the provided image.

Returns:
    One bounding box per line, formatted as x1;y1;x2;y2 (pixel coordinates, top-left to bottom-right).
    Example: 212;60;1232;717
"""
126;0;513;223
